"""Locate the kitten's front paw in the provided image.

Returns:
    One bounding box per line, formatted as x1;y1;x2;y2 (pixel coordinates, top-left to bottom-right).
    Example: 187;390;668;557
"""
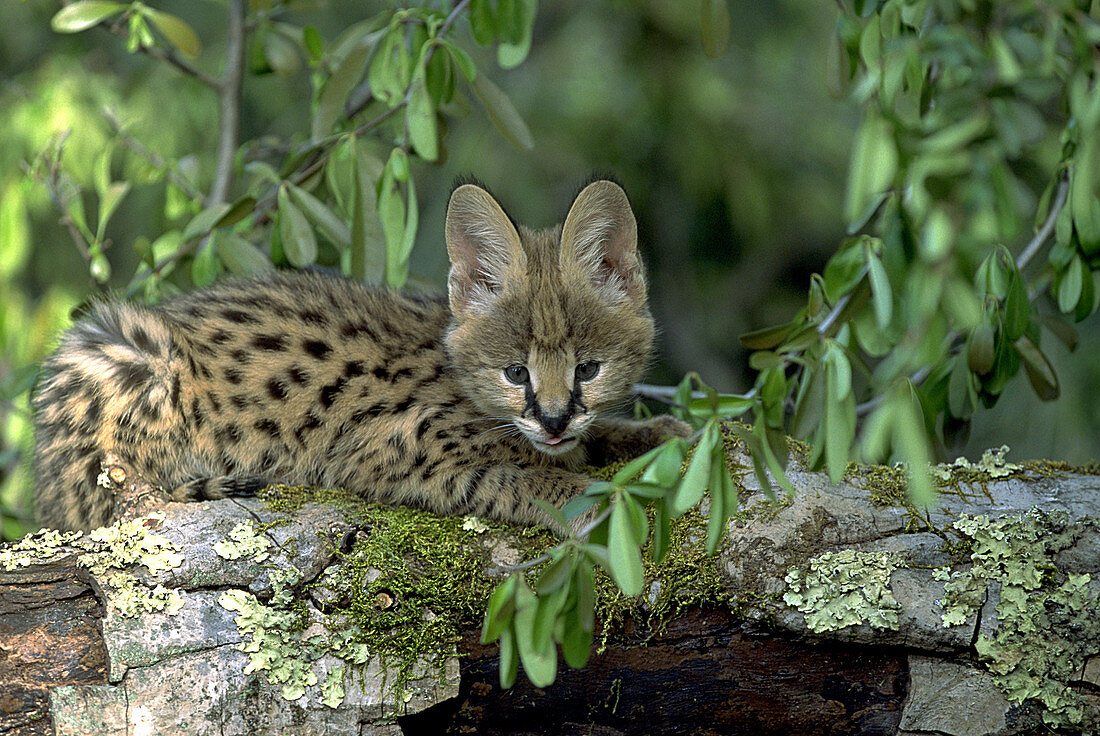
644;414;694;441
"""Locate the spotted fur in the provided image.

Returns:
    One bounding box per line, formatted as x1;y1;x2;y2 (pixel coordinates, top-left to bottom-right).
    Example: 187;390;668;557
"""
33;180;690;531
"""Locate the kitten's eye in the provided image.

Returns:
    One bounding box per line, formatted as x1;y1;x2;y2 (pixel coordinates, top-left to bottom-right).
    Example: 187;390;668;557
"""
503;365;530;385
575;361;601;382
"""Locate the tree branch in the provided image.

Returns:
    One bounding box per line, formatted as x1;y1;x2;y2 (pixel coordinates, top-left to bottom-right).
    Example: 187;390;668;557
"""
1016;173;1070;273
208;0;247;207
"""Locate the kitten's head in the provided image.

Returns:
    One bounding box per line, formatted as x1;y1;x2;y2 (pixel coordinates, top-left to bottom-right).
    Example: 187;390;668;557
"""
444;179;654;456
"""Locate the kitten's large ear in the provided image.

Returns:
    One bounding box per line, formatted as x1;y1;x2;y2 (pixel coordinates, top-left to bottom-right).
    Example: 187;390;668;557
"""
560;180;646;305
446;183;526;319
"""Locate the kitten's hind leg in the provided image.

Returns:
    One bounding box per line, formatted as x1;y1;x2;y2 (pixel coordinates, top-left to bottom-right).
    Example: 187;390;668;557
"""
173;475;271;502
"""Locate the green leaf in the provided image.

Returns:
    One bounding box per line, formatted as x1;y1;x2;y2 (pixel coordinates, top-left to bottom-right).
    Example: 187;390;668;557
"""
350;144;385;284
214;232;274;276
481;575;517;644
638;440;685;488
844;113;896;230
559;609;593;670
532;583;568;654
920;206;954;262
285;183;351;249
623;493;649;546
1057;255;1084;314
513;578;557;687
892;382;936;507
823;364;855;483
651;499;670;564
191;239;220;287
469;0;496;46
302;25;323;62
670;420;718;516
866;252;892;328
471;73;534;151
277;185;319;268
1014;335;1059;401
1003;271;1029;340
143;8;202;57
790;366;824;439
96;181;131;242
51;1;125;33
611;444;660;484
1071;136;1100;252
740;321;796;350
498;0;536;68
313;38;373;141
688;393;753;418
386;171;418;288
531;499;568;534
263;27;302;77
182;203;232;242
704;447;728;553
535;553;572;595
498;626;518;689
607;495;644;596
967;323;995;376
561;496;597;527
700;0;731;58
406;67;439;161
441;39;477;82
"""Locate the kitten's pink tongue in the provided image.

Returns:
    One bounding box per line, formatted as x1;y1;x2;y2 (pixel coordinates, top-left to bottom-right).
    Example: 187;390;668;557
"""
543;437;562;445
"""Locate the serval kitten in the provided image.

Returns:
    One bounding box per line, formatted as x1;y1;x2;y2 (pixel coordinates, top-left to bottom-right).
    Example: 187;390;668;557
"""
33;179;690;532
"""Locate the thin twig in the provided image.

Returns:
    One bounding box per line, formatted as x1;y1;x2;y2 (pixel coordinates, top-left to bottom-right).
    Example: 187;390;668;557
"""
1016;173;1070;272
76;1;221;89
104;113;205;201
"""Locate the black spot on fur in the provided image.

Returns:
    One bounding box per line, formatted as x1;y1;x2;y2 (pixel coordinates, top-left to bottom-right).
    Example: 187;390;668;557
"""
117;362;153;393
343;361;365;378
415;417;433;440
254;418;280;438
221;309;257;324
191;398;206;428
169;374;182;410
217;424;243;444
294;413;322;444
392;396;414;413
372;366;391;381
130;326;157;355
209;329;232;345
229;395;248;410
287;366;309;384
224;368;243;385
302;340;332;360
253;334;287;351
299;310;327;325
320;377;347;408
266;378;289;401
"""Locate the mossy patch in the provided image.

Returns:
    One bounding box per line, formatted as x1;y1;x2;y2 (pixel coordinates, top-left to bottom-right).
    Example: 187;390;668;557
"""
935;508;1099;729
218;484;545;709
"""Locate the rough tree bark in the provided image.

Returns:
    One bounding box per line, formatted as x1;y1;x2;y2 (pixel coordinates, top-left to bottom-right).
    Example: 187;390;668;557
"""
1;447;1097;736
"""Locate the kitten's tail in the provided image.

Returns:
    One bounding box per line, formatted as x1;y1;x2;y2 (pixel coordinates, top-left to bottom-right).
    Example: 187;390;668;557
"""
32;302;182;531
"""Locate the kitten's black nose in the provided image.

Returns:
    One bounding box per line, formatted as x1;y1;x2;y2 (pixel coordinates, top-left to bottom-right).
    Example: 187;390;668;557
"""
535;405;572;436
